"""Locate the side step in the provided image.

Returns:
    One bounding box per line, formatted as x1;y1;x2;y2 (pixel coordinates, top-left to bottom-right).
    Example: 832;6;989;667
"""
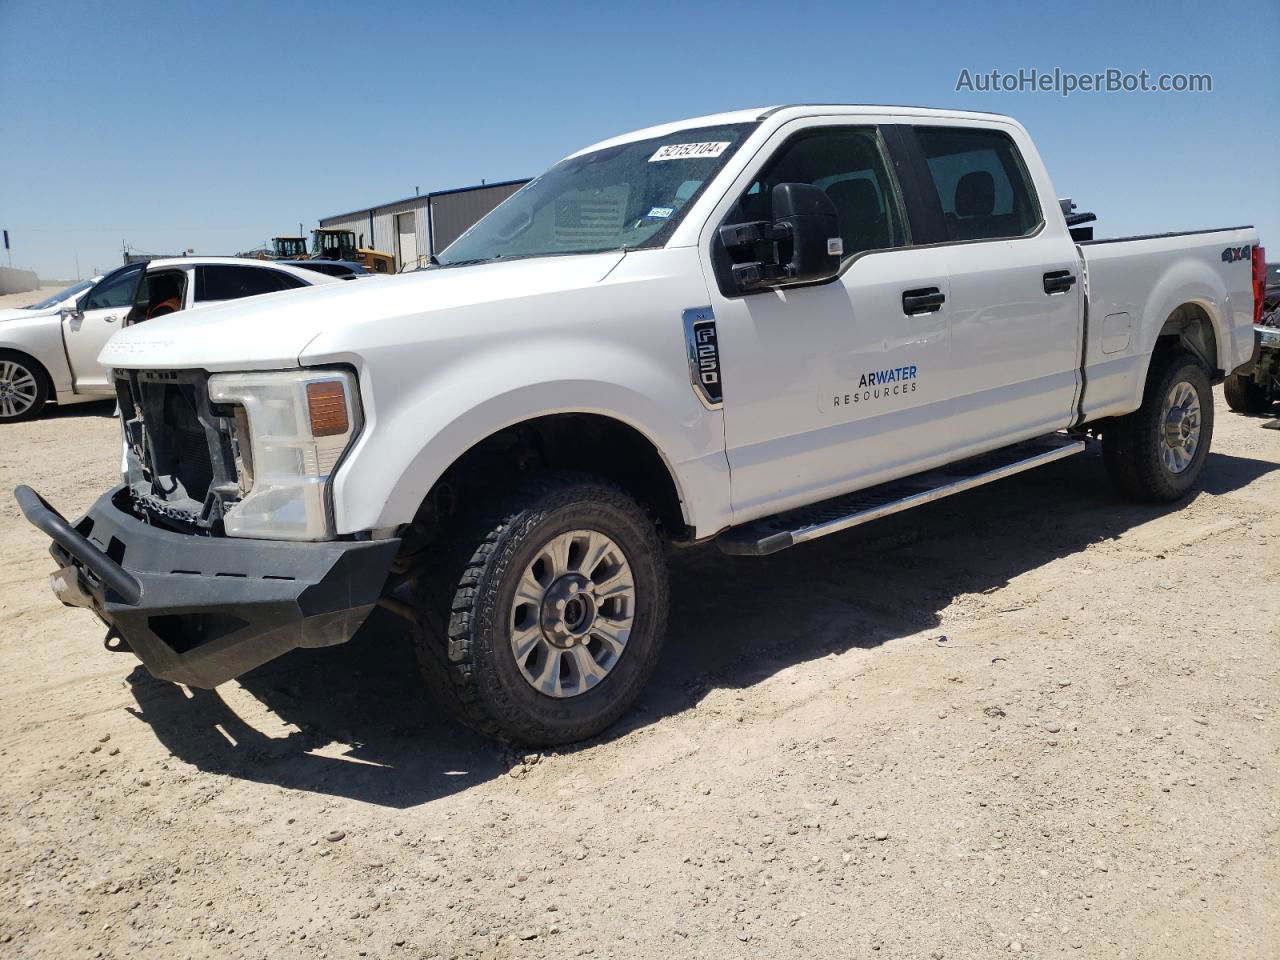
716;433;1086;556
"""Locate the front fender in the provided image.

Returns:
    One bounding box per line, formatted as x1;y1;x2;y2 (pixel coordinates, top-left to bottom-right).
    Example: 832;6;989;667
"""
0;313;73;393
328;338;730;538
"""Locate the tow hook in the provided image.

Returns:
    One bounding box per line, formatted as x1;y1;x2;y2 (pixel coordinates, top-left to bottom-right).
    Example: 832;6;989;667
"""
104;629;131;654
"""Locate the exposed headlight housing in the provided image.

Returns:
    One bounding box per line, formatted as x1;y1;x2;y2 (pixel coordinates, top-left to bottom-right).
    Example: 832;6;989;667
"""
208;369;361;541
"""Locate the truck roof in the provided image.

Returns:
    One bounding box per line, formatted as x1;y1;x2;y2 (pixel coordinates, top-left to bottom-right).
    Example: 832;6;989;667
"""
568;104;1017;158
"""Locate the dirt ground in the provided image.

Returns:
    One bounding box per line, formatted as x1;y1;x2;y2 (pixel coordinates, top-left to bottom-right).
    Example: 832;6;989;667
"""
0;286;68;307
0;376;1276;959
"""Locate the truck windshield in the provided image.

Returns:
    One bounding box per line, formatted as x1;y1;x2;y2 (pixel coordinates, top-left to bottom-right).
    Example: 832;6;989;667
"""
437;123;756;266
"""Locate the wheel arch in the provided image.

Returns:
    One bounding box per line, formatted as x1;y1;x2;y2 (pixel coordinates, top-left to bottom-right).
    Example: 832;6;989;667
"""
408;409;692;542
1153;301;1220;374
1135;256;1235;382
330;373;727;540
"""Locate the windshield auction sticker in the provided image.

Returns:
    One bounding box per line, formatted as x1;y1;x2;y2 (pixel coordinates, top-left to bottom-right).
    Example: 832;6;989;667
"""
649;142;730;162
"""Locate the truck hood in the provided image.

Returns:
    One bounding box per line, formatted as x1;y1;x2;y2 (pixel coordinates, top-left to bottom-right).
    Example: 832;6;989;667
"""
99;253;625;371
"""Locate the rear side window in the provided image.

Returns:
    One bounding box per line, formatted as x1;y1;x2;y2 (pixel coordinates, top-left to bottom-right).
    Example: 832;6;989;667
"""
195;265;305;301
914;127;1041;242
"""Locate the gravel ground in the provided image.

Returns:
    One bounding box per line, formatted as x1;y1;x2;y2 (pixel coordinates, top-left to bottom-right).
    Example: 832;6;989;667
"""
0;387;1276;960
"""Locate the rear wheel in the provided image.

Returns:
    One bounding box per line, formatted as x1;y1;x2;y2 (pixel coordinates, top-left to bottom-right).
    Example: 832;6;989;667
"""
411;473;669;745
1223;372;1272;413
0;351;50;423
1102;350;1214;502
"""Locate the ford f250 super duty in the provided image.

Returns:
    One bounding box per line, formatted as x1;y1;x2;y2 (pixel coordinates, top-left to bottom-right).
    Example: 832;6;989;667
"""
16;105;1265;745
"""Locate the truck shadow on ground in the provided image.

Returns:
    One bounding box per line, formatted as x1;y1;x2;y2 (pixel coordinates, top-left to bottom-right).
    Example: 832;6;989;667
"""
123;447;1277;808
44;399;117;420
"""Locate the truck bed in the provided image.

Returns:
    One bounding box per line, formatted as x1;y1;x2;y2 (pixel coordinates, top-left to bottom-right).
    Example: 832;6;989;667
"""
1075;225;1258;424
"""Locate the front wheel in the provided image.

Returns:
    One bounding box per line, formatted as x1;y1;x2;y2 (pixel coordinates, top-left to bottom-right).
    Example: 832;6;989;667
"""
1223;372;1272;414
1102;350;1214;502
412;473;669;745
0;351;50;423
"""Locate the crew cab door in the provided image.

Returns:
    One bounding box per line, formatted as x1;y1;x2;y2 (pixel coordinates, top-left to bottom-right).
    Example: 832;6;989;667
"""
701;120;952;523
904;123;1081;443
63;262;145;394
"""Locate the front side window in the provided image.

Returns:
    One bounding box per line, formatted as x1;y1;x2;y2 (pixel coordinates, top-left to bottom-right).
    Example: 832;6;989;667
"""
82;265;144;311
195;265;302;302
915;126;1041;242
438;123;756;265
734;126;908;259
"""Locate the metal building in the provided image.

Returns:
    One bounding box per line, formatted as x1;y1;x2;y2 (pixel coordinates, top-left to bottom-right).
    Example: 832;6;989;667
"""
319;178;528;271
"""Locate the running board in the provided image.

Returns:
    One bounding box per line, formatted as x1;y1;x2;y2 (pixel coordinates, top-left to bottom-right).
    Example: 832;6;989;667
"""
716;434;1086;556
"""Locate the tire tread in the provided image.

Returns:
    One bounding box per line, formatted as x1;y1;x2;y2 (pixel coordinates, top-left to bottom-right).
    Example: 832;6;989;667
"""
1102;350;1213;503
410;471;668;745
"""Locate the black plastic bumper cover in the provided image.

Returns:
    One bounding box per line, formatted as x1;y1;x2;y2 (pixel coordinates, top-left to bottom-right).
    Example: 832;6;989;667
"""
15;484;400;688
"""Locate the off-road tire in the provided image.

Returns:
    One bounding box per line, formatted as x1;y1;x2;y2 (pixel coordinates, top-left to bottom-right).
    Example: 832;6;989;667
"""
0;350;50;423
1223;372;1272;414
1102;350;1213;502
411;472;669;745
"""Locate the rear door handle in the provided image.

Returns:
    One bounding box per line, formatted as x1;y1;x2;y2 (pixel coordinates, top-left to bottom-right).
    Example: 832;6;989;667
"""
104;315;118;323
902;287;945;315
1043;270;1076;295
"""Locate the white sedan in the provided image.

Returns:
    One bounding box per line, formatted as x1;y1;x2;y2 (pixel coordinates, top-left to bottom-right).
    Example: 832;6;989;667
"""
0;257;339;422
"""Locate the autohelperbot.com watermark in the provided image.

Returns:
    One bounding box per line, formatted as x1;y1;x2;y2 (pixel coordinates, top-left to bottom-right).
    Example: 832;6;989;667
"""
956;67;1212;97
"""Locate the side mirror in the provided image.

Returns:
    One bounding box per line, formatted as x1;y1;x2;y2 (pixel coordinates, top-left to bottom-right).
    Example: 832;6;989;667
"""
59;306;83;323
718;182;842;293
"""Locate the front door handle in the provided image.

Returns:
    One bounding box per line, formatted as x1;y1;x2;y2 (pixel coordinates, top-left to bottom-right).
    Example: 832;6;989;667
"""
103;315;118;323
1043;270;1076;295
902;287;945;315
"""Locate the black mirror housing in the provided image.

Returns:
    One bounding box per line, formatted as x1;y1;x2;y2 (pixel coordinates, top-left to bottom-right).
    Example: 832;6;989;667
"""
718;182;842;293
771;182;842;283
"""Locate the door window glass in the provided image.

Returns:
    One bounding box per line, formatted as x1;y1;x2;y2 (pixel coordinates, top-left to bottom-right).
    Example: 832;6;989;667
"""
738;127;908;258
914;127;1042;241
82;265;143;311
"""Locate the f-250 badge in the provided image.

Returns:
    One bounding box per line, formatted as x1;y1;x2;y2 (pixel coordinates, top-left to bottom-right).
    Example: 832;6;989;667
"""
682;307;723;409
1221;245;1251;263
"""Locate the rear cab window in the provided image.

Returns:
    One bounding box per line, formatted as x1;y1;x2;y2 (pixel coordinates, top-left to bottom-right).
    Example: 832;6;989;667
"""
913;126;1042;242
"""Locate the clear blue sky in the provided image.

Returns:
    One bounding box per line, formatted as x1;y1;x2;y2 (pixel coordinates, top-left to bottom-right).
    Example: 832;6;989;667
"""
1;0;1276;279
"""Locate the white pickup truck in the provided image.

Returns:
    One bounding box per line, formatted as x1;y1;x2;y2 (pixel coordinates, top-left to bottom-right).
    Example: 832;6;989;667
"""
18;105;1264;746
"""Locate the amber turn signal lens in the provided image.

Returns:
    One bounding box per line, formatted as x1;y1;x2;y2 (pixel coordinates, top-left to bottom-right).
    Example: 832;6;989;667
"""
306;381;349;437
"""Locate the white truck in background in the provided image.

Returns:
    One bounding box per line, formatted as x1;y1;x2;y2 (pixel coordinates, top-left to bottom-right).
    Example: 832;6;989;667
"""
17;105;1264;746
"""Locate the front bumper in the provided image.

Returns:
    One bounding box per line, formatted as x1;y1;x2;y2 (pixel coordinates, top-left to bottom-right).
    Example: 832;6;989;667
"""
15;484;399;688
